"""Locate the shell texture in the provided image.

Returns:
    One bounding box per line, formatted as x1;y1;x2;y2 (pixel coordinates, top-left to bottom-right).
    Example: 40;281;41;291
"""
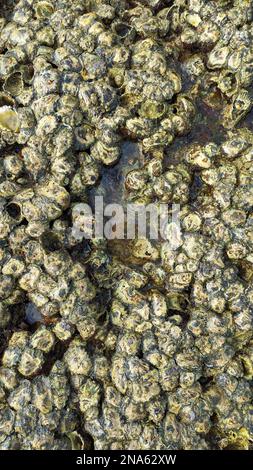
0;0;253;451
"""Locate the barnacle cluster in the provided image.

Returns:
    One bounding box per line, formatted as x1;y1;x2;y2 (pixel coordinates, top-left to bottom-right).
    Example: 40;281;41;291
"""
0;0;253;451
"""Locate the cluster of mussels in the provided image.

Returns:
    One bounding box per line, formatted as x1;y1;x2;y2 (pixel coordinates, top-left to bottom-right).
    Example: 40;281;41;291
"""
0;0;253;451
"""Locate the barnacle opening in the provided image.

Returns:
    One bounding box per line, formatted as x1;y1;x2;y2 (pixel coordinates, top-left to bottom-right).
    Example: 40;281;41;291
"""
6;202;22;219
114;22;133;40
4;72;23;96
40;231;62;253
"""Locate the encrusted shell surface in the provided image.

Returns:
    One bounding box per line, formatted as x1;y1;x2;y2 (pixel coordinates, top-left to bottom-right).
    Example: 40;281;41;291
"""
0;0;253;452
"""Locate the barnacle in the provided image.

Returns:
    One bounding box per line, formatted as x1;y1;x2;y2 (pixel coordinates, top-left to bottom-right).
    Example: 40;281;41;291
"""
0;106;20;132
0;0;253;453
3;72;23;96
35;2;55;19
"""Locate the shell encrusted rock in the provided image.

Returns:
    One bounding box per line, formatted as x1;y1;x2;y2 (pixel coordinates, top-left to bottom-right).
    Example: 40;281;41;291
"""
0;0;253;451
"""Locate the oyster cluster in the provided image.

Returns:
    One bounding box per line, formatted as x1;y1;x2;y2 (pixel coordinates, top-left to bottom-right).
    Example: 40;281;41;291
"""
0;0;253;451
